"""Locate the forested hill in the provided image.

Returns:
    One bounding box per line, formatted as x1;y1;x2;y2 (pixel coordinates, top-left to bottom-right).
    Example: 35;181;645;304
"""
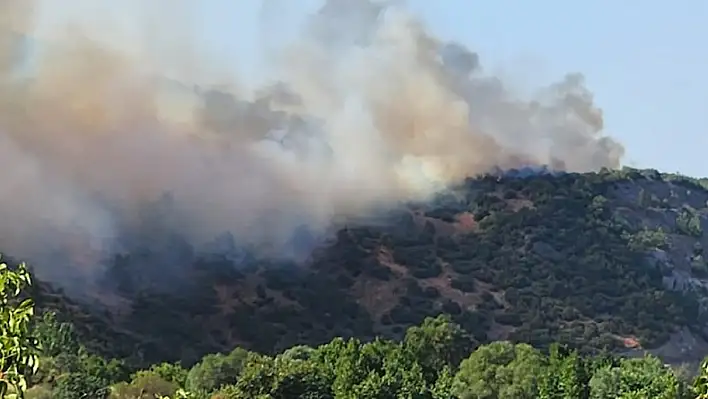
34;167;708;368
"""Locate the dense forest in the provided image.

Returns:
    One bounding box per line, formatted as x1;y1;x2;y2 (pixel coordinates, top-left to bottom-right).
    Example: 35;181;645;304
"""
6;167;708;397
32;167;708;366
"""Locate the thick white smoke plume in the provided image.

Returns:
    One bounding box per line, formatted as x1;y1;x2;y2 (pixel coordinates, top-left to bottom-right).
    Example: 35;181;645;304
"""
0;0;623;292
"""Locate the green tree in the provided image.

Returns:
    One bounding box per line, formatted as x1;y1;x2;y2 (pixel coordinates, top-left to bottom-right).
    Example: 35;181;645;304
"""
453;341;544;399
589;355;682;399
32;312;80;359
76;353;127;387
185;348;248;395
30;312;83;386
537;343;589;399
431;366;454;399
142;363;188;388
43;347;126;399
368;340;428;398
0;260;40;398
233;353;333;399
53;372;109;399
108;372;178;399
308;336;431;398
278;345;315;362
402;315;473;386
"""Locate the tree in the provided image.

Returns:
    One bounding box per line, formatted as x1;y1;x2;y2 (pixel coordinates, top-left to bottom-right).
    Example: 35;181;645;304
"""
32;313;80;359
141;362;188;388
306;336;433;398
185;348;248;395
453;341;544;399
278;345;315;362
108;372;178;399
48;353;126;399
0;260;40;398
676;208;702;237
589;355;683;399
402;315;473;386
53;373;109;399
537;343;590;399
431;366;454;399
233;353;333;399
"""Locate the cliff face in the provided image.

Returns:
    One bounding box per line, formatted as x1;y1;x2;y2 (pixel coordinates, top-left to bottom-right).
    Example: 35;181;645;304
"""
33;168;708;367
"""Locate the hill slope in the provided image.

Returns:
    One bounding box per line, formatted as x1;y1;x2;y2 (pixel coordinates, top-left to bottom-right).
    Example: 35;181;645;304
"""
33;167;708;367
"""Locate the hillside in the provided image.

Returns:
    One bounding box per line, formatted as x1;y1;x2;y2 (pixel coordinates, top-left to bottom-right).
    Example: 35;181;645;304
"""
32;167;708;368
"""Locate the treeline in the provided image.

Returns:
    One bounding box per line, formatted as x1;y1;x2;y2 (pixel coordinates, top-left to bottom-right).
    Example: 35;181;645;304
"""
23;312;708;398
2;262;708;398
26;314;702;399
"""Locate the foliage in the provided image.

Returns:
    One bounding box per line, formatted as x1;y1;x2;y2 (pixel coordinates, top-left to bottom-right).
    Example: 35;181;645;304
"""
108;372;179;399
537;343;591;398
23;311;702;398
38;168;706;365
694;356;708;398
625;227;668;251
140;362;188;388
677;207;703;237
452;341;544;398
32;313;79;359
12;168;708;396
589;356;683;398
10;297;126;398
402;314;473;385
184;349;248;395
53;372;109;399
233;352;333;398
0;260;40;398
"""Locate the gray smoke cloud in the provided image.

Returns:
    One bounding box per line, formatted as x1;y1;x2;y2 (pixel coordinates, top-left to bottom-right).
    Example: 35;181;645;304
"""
0;0;624;294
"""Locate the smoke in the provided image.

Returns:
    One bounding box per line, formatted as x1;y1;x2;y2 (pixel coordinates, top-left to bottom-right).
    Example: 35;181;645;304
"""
0;0;624;293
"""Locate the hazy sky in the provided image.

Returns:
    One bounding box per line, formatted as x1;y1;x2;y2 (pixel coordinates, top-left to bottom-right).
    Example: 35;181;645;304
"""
34;0;708;177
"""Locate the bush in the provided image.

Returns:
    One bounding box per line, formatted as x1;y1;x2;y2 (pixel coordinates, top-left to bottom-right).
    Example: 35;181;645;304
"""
109;373;178;398
24;384;54;399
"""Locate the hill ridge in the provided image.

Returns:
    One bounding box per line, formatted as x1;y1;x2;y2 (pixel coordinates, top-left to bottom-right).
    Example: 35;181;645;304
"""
29;167;708;367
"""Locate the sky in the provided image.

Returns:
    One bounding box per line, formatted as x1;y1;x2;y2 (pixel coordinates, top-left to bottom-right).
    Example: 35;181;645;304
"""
32;0;708;177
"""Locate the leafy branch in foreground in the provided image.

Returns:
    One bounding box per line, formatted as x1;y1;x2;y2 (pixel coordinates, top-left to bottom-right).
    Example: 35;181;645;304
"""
0;259;40;399
694;358;708;398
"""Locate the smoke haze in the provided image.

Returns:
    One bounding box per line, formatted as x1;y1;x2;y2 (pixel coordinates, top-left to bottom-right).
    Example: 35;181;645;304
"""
0;0;624;293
